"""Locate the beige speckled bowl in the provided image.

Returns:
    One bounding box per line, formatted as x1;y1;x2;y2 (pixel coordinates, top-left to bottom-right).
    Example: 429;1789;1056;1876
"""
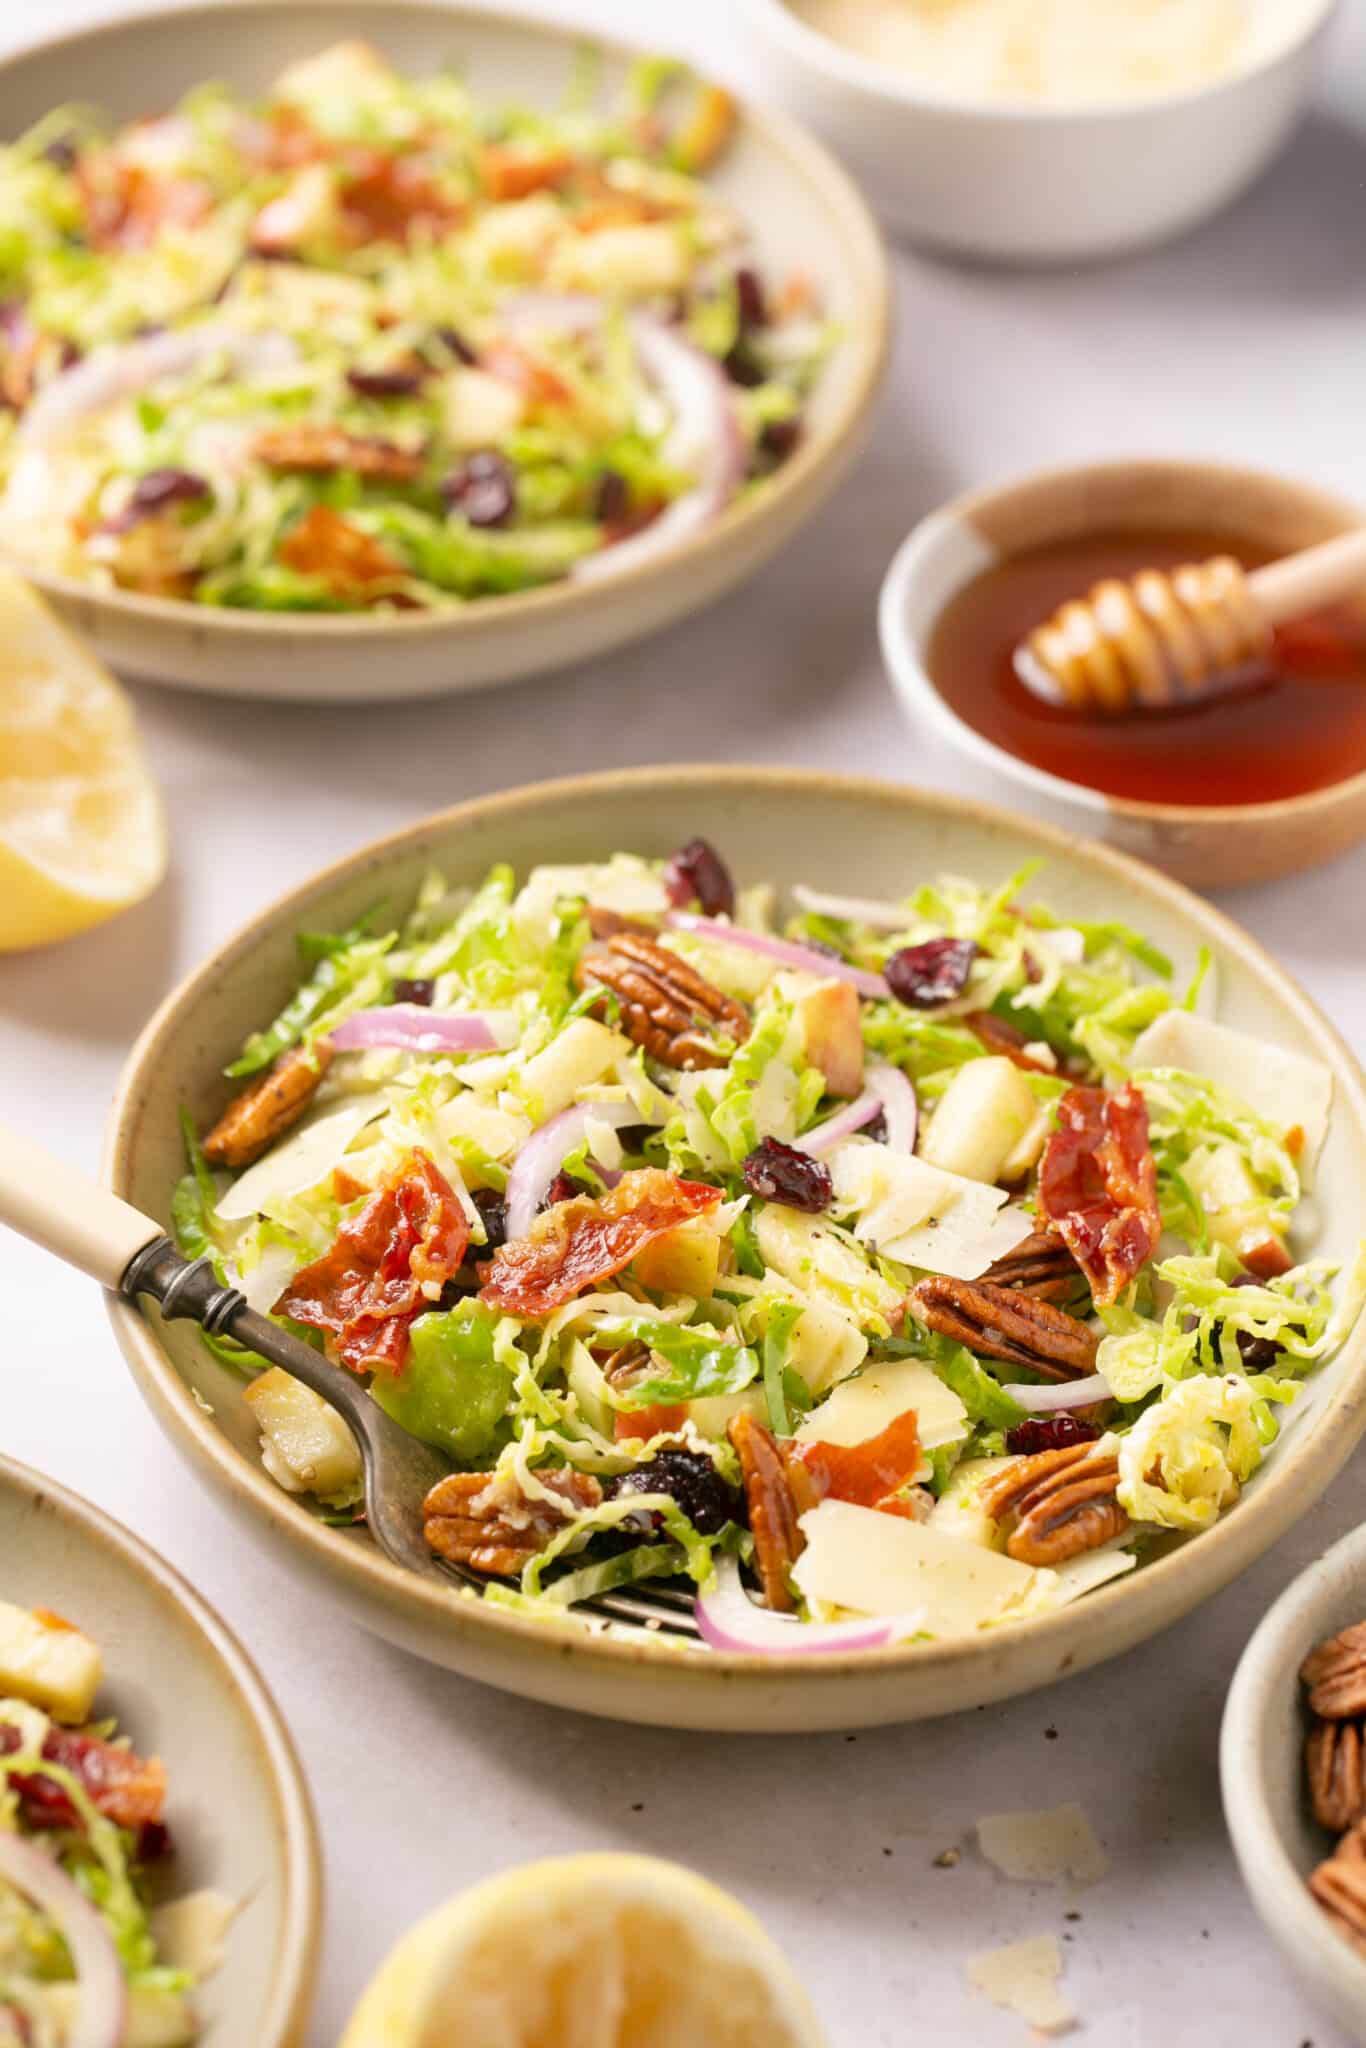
0;1;890;703
1222;1522;1366;2044
0;1453;320;2045
879;459;1366;888
106;768;1366;1732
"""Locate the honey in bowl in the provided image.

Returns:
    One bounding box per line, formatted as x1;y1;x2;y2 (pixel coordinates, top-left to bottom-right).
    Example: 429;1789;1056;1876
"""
927;529;1366;807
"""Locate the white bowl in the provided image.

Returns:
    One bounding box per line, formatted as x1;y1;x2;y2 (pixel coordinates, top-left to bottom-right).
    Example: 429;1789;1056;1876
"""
0;1;889;702
1222;1522;1366;2046
738;0;1336;261
878;457;1366;888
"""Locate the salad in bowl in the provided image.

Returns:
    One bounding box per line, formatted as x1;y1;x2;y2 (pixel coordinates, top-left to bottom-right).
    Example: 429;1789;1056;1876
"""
0;1600;226;2045
172;833;1365;1653
0;39;830;612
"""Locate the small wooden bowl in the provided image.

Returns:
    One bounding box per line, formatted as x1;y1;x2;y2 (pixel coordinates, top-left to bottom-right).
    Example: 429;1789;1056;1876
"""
879;459;1366;888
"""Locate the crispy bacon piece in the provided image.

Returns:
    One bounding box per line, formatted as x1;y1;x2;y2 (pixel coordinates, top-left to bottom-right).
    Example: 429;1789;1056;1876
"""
76;153;212;250
963;1009;1054;1074
0;1721;167;1835
477;144;575;202
337;148;460;244
274;1148;469;1373
256;425;424;483
277;506;409;599
478;1168;722;1318
795;1408;924;1517
1038;1082;1160;1308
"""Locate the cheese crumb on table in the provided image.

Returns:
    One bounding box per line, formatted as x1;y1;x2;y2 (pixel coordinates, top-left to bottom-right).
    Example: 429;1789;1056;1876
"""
977;1802;1108;1886
966;1934;1073;2034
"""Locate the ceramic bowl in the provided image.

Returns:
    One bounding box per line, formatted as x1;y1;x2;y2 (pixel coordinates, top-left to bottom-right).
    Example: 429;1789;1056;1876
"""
0;1452;321;2045
737;0;1335;261
879;458;1366;888
1222;1522;1366;2045
0;1;889;703
104;766;1366;1733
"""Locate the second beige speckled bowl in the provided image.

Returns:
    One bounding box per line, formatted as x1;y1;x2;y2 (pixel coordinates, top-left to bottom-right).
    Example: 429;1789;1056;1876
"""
0;1453;321;2046
105;768;1366;1731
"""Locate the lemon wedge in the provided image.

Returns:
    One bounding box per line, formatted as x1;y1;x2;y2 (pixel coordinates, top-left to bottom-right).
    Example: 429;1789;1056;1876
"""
0;570;166;951
339;1853;827;2048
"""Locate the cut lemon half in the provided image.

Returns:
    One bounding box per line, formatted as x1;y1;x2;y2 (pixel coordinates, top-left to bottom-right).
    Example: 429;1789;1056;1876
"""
339;1853;826;2048
0;570;166;951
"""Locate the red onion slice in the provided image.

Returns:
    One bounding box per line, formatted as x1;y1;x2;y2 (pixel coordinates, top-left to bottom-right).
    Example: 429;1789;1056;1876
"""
795;1089;881;1156
18;323;297;449
866;1061;918;1152
696;1556;925;1654
505;1100;661;1243
664;913;890;1000
1001;1373;1113;1411
501;293;745;579
0;1833;126;2048
328;1006;499;1056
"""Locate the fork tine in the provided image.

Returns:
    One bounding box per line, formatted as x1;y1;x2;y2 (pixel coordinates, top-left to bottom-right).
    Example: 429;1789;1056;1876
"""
584;1587;700;1635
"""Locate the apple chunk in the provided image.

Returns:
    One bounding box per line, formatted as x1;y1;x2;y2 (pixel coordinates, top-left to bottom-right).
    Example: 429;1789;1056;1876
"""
799;980;865;1098
632;1215;721;1298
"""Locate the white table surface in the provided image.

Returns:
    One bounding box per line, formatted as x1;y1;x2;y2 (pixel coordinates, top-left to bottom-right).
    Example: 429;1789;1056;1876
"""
5;1;1366;2040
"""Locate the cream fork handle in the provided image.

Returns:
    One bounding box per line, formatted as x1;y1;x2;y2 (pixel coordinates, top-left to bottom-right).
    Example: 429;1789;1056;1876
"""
0;1122;161;1288
1248;528;1366;629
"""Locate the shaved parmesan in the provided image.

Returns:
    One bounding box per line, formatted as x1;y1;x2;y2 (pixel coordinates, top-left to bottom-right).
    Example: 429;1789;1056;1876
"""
929;1456;1016;1551
214;1100;382;1221
512;856;668;948
977;1803;1108;1886
435;1092;531;1162
966;1935;1071;2033
1130;1011;1333;1173
796;1359;967;1452
150;1891;238;1978
828;1141;1032;1280
793;1499;1051;1635
228;1238;300;1317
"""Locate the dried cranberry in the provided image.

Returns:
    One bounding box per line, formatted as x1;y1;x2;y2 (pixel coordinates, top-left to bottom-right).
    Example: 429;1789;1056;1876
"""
347;363;426;398
723;339;765;388
431;326;476;365
472;1188;508;1252
391;976;435;1006
442;450;515;529
607;1447;740;1536
1230;1272;1283;1371
543;1170;589;1209
594;467;629;525
759;416;801;465
742;1137;832;1213
734;266;767;330
663;836;734;917
43;135;78;172
103;467;209;533
1006;1414;1101;1457
884;937;978;1009
864;1107;888;1143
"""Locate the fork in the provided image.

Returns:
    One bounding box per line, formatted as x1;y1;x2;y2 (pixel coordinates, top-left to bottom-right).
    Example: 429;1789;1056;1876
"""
0;1123;698;1638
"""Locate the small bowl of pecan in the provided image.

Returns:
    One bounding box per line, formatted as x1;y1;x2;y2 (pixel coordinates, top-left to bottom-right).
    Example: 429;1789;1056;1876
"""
1222;1524;1366;2044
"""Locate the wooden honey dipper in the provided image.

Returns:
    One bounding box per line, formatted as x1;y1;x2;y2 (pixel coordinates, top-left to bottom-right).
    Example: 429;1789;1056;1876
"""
1014;528;1366;714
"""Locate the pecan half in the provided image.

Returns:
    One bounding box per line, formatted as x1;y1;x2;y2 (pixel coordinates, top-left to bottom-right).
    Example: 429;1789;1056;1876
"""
909;1276;1098;1382
586;905;656;940
254;423;424;482
1308;1719;1366;1833
201;1040;334;1169
979;1228;1084;1304
980;1441;1128;1567
1303;1623;1366;1718
728;1412;818;1613
422;1467;602;1577
1311;1822;1366;1954
575;932;749;1070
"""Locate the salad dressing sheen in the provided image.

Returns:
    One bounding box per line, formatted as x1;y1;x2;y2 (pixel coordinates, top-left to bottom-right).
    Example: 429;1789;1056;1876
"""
926;529;1366;807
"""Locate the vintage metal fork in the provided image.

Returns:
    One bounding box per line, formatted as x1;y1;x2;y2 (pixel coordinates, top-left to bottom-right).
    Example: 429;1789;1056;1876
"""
0;1123;698;1639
